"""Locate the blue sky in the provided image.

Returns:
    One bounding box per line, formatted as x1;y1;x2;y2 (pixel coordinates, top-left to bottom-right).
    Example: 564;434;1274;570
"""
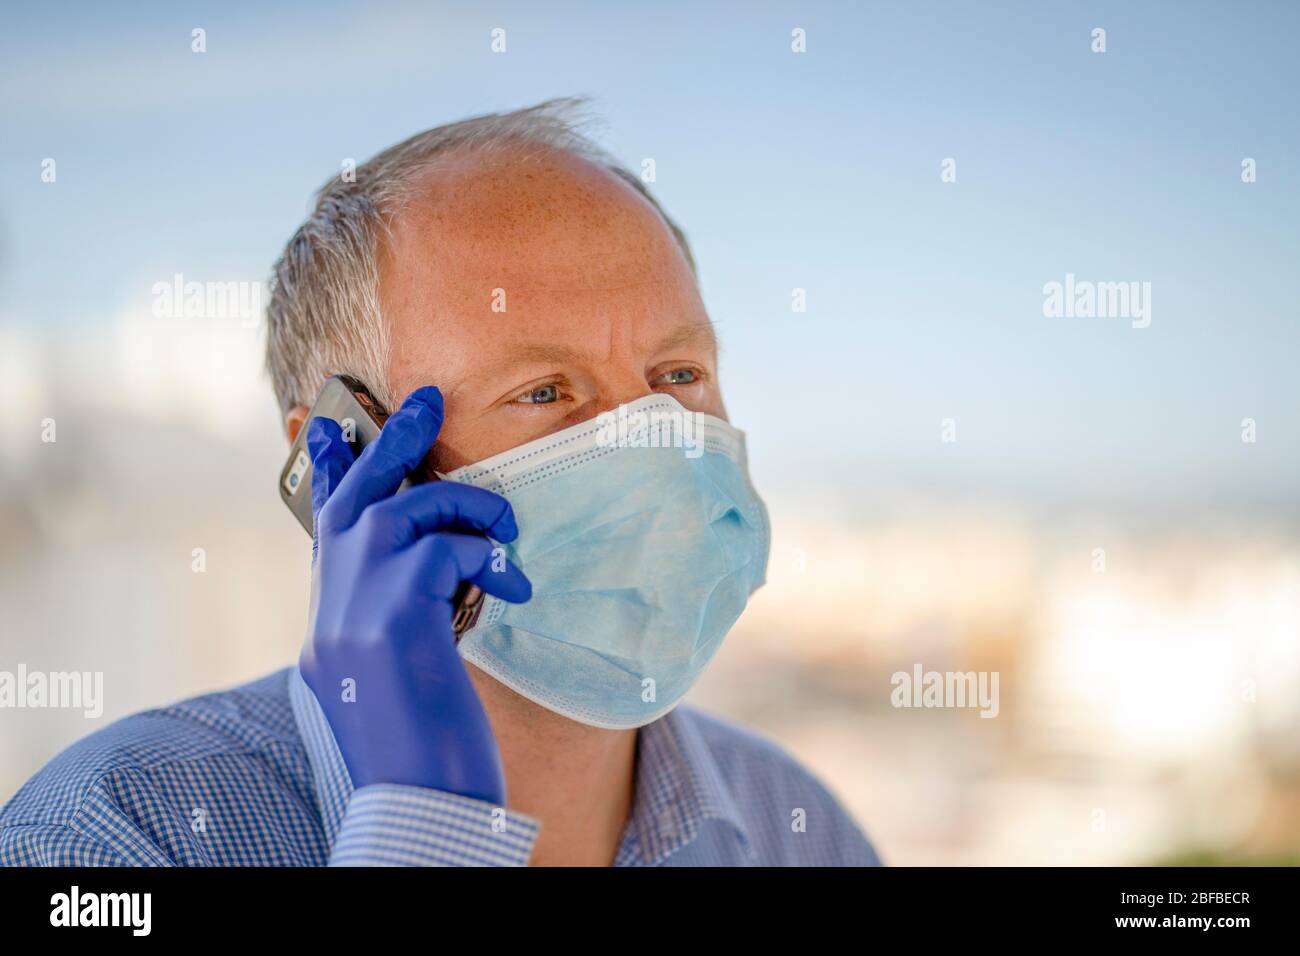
2;0;1296;515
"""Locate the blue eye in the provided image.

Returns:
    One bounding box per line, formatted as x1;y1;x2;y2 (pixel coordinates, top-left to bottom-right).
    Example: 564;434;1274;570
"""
659;368;697;386
516;384;560;405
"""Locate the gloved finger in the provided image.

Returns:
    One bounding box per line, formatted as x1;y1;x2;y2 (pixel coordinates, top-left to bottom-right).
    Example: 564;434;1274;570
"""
326;386;444;530
306;417;355;546
368;481;519;548
413;533;532;604
307;417;354;518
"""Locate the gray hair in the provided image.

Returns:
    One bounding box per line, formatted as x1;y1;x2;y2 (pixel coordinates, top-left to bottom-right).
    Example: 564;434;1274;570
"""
264;97;697;420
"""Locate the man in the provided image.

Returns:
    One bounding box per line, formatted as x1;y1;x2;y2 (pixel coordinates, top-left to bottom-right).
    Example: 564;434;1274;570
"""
0;100;879;867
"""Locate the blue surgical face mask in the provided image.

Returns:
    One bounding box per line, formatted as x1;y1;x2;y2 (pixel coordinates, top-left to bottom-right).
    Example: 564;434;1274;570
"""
444;394;770;729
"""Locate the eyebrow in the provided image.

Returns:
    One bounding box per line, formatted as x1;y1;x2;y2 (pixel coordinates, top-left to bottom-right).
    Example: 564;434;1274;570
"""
457;320;717;395
653;320;717;354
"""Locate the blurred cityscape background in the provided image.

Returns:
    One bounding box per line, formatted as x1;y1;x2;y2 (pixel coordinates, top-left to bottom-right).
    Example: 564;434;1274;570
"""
2;1;1298;864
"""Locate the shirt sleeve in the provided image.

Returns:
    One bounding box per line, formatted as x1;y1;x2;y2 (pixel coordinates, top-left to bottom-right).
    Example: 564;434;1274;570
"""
329;784;541;867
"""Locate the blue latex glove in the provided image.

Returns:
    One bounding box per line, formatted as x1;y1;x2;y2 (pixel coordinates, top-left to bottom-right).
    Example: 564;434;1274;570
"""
299;385;531;806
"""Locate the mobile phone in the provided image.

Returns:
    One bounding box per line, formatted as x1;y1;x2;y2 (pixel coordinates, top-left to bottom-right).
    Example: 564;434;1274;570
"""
279;374;485;637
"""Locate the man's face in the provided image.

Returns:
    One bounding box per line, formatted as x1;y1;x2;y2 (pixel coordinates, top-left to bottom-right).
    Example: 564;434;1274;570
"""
377;147;724;472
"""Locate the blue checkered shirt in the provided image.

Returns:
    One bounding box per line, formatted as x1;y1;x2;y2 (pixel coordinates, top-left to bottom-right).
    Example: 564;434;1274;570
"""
0;668;879;866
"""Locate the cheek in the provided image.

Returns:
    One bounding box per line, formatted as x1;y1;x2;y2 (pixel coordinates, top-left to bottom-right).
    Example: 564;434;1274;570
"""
426;414;503;473
685;382;728;421
428;399;552;472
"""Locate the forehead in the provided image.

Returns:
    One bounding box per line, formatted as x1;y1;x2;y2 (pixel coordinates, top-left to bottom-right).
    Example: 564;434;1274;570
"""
377;145;708;389
380;147;690;306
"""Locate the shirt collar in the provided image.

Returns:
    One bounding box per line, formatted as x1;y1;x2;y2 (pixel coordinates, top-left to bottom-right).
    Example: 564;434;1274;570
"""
623;702;755;864
288;668;755;864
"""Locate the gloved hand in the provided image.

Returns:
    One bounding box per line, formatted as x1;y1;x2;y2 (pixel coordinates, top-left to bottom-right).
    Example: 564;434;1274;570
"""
299;385;531;806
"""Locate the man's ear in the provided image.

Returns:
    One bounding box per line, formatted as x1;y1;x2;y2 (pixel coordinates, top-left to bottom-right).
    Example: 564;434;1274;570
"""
285;405;310;444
